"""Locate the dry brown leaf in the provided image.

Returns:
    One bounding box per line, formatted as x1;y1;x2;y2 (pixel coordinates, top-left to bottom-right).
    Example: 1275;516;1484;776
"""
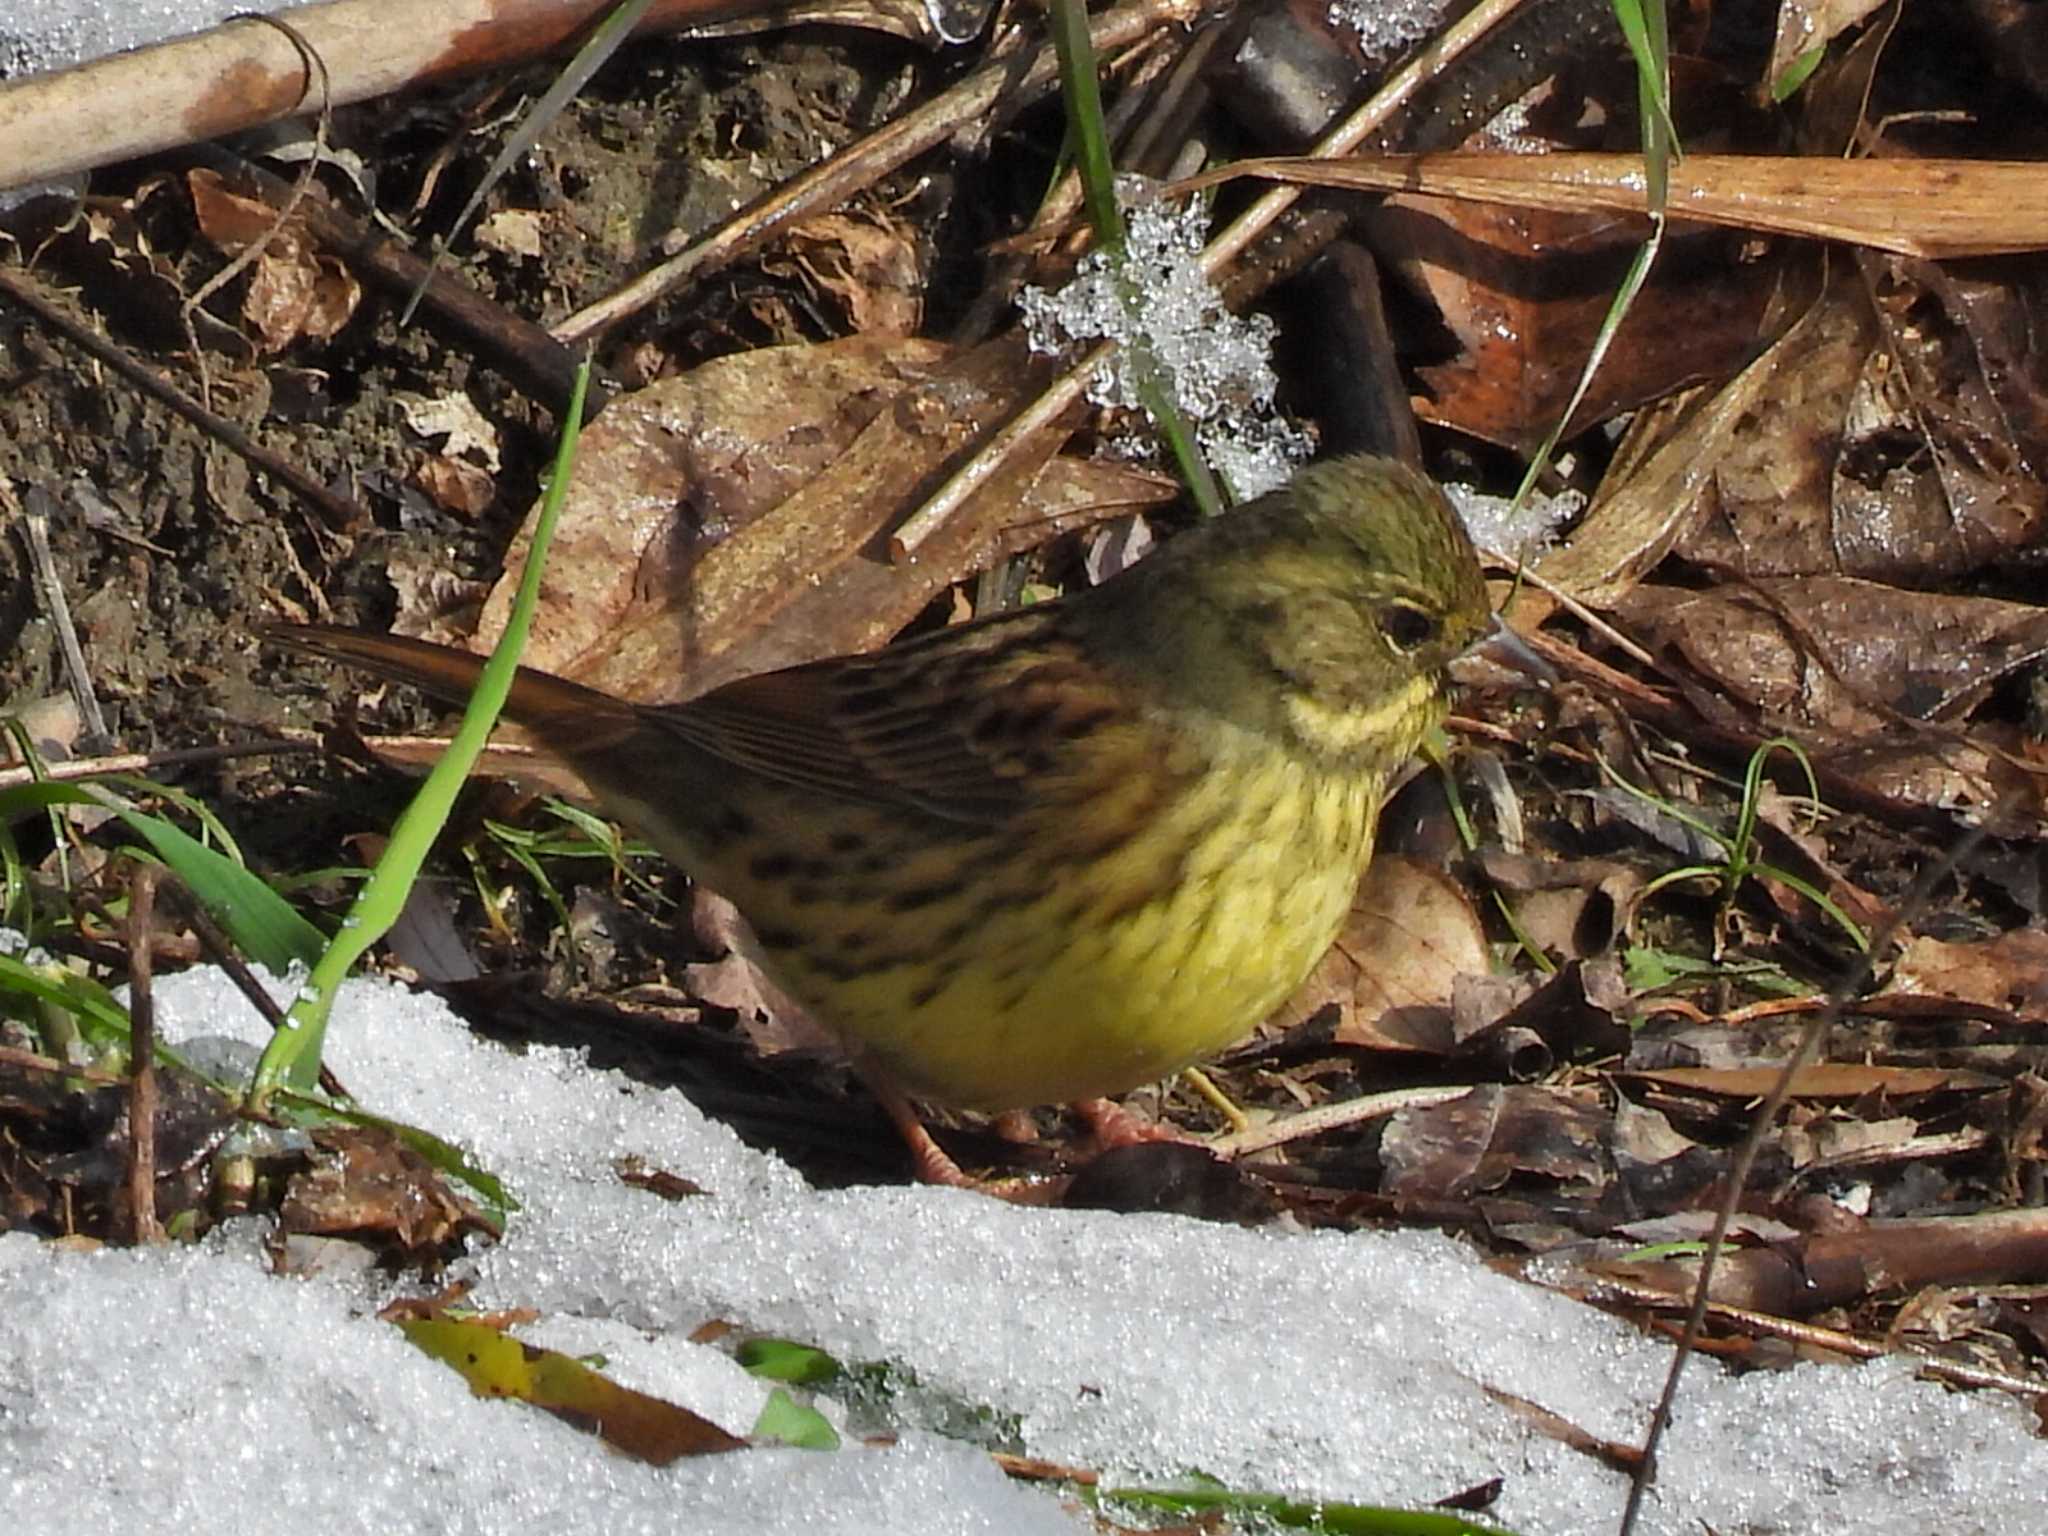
1891;929;2048;1022
474;208;547;259
386;551;491;640
1515;332;1801;614
413;455;495;518
1779;1114;1922;1171
1380;1085;1609;1202
1366;198;1769;451
396;1314;746;1463
1618;1063;2000;1100
1482;851;1642;961
1268;854;1490;1054
1601;1208;2048;1313
469;332;1173;703
685;889;837;1061
188;168;360;351
778;211;923;336
1613;576;2048;737
279;1125;495;1256
1676;273;2048;582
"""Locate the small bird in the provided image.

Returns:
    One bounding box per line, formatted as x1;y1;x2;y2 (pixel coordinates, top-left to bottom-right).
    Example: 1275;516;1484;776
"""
281;456;1513;1181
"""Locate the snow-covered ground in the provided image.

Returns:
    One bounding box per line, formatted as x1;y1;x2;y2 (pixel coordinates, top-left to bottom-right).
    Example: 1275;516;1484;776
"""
3;967;2041;1535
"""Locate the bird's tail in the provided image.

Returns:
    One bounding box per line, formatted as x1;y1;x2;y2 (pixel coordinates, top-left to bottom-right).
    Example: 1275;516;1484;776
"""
270;624;643;746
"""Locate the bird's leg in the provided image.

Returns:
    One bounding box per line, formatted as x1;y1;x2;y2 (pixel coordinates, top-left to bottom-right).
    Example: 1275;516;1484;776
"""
1072;1096;1187;1151
858;1071;1075;1202
856;1069;980;1186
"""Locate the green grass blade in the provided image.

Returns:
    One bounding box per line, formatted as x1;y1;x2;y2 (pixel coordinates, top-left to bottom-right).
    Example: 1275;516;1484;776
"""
1510;224;1664;509
1608;0;1680;169
250;359;593;1101
0;950;134;1042
0;780;325;972
1098;1482;1519;1534
1753;863;1870;953
1047;0;1124;253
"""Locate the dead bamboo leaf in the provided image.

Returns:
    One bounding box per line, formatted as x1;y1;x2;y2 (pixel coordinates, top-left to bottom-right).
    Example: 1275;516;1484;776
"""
1191;153;2048;259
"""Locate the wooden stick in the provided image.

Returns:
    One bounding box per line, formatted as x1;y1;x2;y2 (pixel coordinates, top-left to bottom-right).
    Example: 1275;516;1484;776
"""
0;0;783;194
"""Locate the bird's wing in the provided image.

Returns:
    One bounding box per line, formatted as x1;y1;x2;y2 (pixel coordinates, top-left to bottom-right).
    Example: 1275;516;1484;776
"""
653;607;1119;826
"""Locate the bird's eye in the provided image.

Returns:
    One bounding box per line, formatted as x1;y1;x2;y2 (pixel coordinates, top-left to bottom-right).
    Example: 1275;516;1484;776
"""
1377;603;1441;654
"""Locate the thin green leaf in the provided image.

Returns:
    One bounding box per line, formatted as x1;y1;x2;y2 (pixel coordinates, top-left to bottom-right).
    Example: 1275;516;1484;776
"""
1097;1482;1518;1534
1607;0;1681;166
251;360;593;1101
1771;41;1828;101
738;1338;844;1386
1596;755;1731;855
1047;0;1124;253
1752;863;1870;953
0;950;134;1040
0;780;325;972
1511;223;1665;510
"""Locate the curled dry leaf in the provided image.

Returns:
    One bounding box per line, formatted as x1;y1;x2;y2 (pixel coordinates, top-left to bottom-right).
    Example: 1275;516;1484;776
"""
775;211;924;337
1600;562;2048;822
385;549;491;640
395;391;502;470
279;1125;494;1257
187;168;361;351
1517;259;2048;624
684;888;836;1060
1455;958;1632;1068
1481;848;1642;960
413;455;495;518
1379;1084;1610;1203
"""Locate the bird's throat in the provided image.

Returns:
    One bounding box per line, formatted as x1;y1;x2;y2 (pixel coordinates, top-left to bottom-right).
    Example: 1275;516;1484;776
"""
1281;671;1444;768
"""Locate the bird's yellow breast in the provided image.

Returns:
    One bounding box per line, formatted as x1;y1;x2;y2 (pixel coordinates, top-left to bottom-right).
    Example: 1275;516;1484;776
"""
736;744;1382;1110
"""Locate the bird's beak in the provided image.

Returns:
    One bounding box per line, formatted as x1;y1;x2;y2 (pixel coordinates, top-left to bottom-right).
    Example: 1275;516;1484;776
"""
1474;615;1557;685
